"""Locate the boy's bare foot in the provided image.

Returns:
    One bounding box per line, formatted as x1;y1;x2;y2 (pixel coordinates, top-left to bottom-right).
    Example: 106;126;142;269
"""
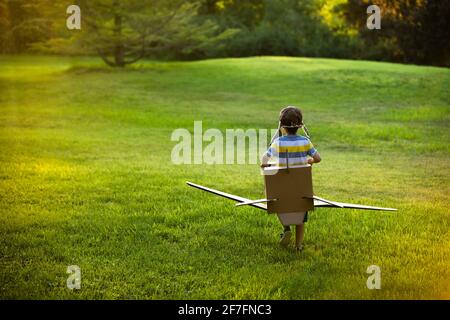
279;230;292;247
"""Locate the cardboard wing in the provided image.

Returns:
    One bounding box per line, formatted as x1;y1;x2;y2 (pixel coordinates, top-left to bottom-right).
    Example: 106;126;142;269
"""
186;181;268;210
186;164;397;212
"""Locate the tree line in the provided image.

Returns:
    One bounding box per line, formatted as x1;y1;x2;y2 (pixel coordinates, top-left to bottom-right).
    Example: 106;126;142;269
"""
0;0;448;67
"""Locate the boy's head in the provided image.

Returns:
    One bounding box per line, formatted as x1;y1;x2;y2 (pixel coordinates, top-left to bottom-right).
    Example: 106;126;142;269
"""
279;106;303;135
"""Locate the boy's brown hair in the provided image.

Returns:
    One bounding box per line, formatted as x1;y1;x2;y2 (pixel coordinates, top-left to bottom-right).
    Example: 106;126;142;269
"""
279;106;303;135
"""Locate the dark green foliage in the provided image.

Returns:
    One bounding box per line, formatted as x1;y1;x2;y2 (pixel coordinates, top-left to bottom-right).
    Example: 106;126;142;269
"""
76;0;237;66
215;0;354;59
0;0;448;66
0;0;55;53
342;0;450;67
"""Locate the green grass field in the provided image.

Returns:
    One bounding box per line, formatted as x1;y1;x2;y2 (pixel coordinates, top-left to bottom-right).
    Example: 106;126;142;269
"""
0;55;449;299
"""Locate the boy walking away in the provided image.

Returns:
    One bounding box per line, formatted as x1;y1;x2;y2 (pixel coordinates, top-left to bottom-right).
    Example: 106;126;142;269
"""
261;106;322;251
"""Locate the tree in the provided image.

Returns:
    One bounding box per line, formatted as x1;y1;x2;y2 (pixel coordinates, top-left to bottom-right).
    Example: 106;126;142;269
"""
0;0;11;52
209;0;341;58
0;0;55;53
199;0;265;30
78;0;237;66
416;0;450;67
341;0;450;67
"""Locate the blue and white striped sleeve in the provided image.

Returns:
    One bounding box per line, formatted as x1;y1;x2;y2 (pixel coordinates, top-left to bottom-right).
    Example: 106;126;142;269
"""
266;138;279;158
306;140;317;157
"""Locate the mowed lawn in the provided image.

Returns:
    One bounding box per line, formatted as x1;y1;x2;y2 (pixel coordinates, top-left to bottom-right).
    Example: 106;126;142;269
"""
0;55;449;299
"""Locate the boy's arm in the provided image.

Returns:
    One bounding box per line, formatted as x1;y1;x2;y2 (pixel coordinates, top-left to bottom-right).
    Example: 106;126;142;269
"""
307;151;321;165
260;153;271;168
261;140;277;168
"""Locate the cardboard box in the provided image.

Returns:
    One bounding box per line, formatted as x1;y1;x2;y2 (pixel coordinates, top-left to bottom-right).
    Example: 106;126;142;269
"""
264;165;314;214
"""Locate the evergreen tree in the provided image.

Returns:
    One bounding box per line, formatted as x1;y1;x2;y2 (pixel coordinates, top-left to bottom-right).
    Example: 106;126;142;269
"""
78;0;236;66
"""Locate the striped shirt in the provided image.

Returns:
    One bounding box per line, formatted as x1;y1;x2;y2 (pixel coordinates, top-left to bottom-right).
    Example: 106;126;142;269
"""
266;135;317;167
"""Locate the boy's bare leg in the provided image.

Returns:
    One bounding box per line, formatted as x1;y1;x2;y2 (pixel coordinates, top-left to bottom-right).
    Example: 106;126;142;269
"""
295;224;305;249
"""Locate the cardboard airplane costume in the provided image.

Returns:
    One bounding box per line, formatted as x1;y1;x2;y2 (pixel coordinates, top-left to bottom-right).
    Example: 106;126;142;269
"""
187;165;396;225
187;119;396;223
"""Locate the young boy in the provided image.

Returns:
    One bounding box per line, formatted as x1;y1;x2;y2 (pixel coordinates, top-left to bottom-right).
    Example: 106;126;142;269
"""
261;106;321;251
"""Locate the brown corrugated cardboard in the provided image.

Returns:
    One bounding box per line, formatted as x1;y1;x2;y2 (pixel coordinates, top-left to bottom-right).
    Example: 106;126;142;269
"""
264;165;314;214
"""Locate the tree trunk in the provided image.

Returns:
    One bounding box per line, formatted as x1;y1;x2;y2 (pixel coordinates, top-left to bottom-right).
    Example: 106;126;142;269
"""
114;12;125;67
